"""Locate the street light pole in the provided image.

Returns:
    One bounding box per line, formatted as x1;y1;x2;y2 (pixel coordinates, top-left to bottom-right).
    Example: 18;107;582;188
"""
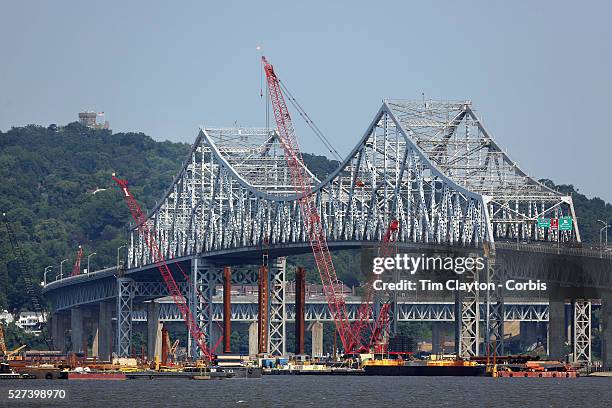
117;245;127;269
44;265;53;286
87;252;96;274
60;259;68;280
597;220;608;248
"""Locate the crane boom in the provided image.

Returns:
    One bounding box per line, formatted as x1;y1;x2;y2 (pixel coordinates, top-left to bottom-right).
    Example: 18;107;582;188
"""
112;175;213;361
262;56;358;352
70;246;83;277
2;213;51;350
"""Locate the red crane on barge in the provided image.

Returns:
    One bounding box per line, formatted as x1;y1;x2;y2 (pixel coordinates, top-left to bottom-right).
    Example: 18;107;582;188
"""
112;174;214;361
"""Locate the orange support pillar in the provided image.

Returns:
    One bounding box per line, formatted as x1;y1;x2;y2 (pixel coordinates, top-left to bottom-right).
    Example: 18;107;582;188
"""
258;265;269;354
295;267;306;355
223;266;232;354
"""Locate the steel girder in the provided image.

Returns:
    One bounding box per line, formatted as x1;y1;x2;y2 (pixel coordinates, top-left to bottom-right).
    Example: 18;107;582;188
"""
46;279;189;312
131;301;551;323
573;300;591;363
268;258;286;356
189;258;218;357
116;277;134;357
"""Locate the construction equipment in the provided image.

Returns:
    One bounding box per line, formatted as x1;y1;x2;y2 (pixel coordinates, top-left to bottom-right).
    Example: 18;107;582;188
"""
169;339;180;361
262;56;359;352
1;213;51;349
368;303;391;353
0;324;7;356
70;246;83;277
112;174;214;361
352;219;400;351
4;345;26;360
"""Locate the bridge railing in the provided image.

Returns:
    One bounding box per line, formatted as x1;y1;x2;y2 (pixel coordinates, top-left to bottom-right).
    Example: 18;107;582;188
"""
496;241;612;259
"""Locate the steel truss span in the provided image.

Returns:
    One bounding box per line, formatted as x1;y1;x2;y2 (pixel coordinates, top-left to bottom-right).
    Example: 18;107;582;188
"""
127;100;579;270
112;100;584;359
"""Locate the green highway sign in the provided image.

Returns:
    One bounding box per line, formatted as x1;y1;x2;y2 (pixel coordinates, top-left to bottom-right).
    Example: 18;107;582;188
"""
559;216;573;231
537;218;551;228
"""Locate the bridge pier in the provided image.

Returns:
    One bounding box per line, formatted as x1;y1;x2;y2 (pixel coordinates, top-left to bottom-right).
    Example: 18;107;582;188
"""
602;295;612;369
146;301;161;360
311;321;323;357
295;267;306;355
455;271;480;357
432;322;451;354
116;277;134;357
548;299;566;360
484;252;504;356
268;258;286;356
94;301;113;360
70;308;84;353
189;258;220;358
248;321;258;356
572;299;591;363
51;313;68;352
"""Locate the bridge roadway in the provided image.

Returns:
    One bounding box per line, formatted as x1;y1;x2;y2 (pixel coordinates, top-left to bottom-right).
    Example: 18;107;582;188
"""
42;239;612;365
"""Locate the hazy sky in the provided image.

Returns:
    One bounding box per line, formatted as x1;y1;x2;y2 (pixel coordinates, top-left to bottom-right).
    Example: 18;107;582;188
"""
1;1;611;201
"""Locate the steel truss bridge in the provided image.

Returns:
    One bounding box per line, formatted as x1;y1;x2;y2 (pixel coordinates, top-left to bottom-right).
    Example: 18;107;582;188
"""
43;100;612;365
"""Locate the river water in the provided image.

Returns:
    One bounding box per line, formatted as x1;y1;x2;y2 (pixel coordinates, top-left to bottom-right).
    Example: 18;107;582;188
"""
1;376;611;407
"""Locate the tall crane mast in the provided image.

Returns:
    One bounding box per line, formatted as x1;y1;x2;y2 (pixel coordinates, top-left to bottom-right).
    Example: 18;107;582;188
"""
2;213;51;350
70;246;83;277
261;56;359;352
112;174;214;361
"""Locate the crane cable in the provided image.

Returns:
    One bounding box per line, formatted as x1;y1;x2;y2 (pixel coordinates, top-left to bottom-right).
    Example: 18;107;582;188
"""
277;79;343;162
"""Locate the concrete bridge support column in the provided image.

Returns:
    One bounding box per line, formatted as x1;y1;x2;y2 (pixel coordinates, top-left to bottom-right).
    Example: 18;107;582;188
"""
269;258;286;356
90;311;99;358
70;308;84;353
146;301;161;361
432;322;447;354
248;321;258;357
548;299;566;360
116;277;134;357
602;296;612;369
520;321;539;350
51;313;68;352
94;301;113;361
311;321;323;357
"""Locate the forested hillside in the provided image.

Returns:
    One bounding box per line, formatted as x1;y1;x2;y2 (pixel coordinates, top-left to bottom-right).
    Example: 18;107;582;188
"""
0;123;610;313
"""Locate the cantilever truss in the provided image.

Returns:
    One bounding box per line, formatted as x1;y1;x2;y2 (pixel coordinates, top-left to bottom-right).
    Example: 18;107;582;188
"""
127;101;580;357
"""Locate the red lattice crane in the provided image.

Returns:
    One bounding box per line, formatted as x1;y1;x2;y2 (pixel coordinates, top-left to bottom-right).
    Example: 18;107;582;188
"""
70;246;83;277
112;174;213;361
352;219;399;350
262;56;360;352
368;302;391;353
